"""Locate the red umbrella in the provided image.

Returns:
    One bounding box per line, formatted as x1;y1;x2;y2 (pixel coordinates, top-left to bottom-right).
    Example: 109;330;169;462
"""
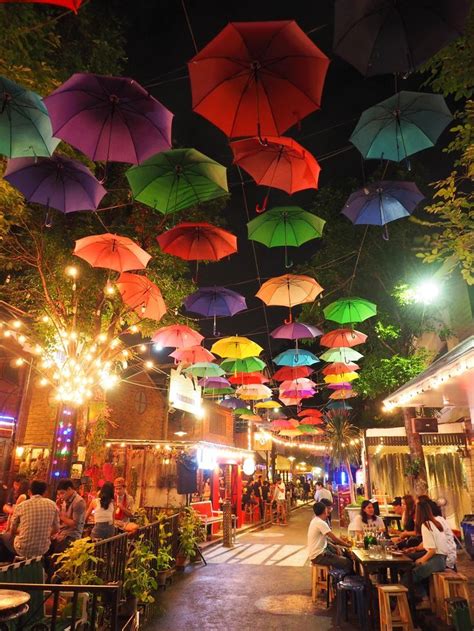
0;0;83;12
228;372;269;385
322;362;360;375
74;233;151;273
116;273;166;322
273;366;313;381
298;416;324;426
298;408;323;419
320;328;367;348
188;20;330;139
152;324;204;349
169;345;215;365
157;222;237;261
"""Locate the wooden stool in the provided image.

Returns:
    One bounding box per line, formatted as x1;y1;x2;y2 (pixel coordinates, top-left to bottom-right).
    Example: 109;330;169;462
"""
377;584;414;631
263;502;272;526
311;564;328;602
429;572;444;618
436;572;470;624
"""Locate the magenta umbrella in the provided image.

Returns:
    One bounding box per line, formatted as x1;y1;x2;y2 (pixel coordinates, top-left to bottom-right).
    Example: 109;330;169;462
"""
327;382;353;390
44;73;173;164
271;321;323;340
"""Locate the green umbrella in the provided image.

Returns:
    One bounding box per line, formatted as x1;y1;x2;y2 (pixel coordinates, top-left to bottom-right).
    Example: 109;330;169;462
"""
247;206;325;267
323;297;377;324
320;347;363;363
0;76;59;158
234;407;253;415
184;362;225;377
126;148;228;215
204;387;235;395
221;357;266;374
298;425;320;434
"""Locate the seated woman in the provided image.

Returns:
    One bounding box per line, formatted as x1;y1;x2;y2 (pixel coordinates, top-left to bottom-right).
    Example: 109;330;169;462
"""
392;495;419;547
352;500;385;537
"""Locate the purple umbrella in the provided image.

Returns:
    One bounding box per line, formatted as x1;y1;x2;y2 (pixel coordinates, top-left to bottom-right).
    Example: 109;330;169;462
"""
219;396;246;409
44;73;173;164
4;155;106;213
271;321;323;340
198;377;231;389
327;382;353;390
184;286;247;334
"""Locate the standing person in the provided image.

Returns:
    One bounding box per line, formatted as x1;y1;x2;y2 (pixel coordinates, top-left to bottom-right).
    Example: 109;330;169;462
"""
314;480;333;503
352;500;385;536
0;480;59;562
85;481;115;540
253;475;264;518
308;502;353;571
272;476;287;525
113;477;135;527
51;478;86;554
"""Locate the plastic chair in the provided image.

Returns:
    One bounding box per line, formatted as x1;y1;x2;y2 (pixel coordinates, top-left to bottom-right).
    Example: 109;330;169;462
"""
336;577;369;628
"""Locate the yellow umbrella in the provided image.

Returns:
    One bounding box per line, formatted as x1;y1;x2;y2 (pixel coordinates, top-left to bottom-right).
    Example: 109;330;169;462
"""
279;428;303;437
235;384;272;400
240;413;262;422
211;335;263;359
255;400;281;409
324;372;359;384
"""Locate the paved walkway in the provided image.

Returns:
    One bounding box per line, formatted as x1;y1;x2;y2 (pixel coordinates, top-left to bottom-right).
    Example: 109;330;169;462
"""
146;505;338;631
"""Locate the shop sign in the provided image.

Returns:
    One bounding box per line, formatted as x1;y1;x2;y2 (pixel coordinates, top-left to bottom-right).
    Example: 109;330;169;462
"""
197;446;218;470
169;369;203;416
253;431;272;451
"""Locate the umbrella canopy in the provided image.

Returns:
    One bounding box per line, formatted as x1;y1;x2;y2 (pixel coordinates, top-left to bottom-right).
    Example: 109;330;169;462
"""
327;400;353;410
126;148;228;215
271;321;323;340
0;1;83;10
333;0;470;77
240;413;262;422
330;389;357;400
324;372;359;384
228;372;268;385
298;425;323;434
204;387;234;395
280;389;315;399
342;181;424;226
350;91;452;162
116;273;166;321
231;137;320;194
268;419;299;430
280;378;317;390
273;349;319;367
157;222;237;261
44;73;173;164
236;384;272;401
279;428;303;437
298;408;323;418
4;155;106;213
322;362;360;375
211;336;262;359
152;324;204;348
256;274;323;308
279;396;304;406
198;376;231;388
0;76;59;158
74;233;151;272
323;297;377;325
320;347;363;363
184;287;246;317
327;382;353;390
298;417;324;426
185;362;225;378
320;328;367;348
255;399;281;409
188;20;330;138
273;366;313;381
169;345;215;364
233;407;253;415
218;397;246;409
221;357;266;374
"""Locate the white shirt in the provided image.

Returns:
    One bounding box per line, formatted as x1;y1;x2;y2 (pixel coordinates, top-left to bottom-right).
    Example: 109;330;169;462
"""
274;482;286;501
307;516;331;560
90;498;114;524
314;487;333;503
352;514;385;533
422;521;448;557
436;516;456;568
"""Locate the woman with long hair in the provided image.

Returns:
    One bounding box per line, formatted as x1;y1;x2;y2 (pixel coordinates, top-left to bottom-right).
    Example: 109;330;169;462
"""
85;481;115;540
352;499;385;536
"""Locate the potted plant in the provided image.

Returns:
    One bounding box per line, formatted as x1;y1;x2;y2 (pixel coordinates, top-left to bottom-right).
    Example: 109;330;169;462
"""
122;535;158;617
176;507;205;571
155;522;174;587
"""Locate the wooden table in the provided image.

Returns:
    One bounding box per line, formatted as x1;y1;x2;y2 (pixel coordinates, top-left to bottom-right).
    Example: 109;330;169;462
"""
0;589;30;623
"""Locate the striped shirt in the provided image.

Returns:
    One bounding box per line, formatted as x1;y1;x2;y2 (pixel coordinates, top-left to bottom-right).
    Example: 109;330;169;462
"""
11;495;59;558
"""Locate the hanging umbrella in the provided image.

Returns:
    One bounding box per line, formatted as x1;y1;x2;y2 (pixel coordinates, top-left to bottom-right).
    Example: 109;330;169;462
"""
320;347;363;363
185;287;246;334
0;76;59;158
248;207;325;266
327;383;354;390
320;328;367;348
268;419;299;430
4;155;106;213
254;400;281;410
198;376;231;388
298;425;323;434
219;397;246;410
273;349;319;367
44;73;173;164
0;1;84;10
152;324;204;349
229;372;268;385
116;273;166;321
126;148;228;215
327;400;353;410
323;297;377;325
169;345;215;364
298;417;324;426
342;181;424;231
157;222;237;260
231;137;320;211
257;274;323;322
322;362;360;375
184;362;224;378
220;357;266;374
279;396;303;406
273;366;314;381
280;378;317;390
280;389;315;399
188;20;330;138
279;428;303;437
271;322;323;349
74;233;151;272
333;0;470;77
324;372;359;384
233;407;253;416
350;91;452;162
236;384;272;401
298;408;323;419
330;389;357;400
211;336;263;360
204;387;234;395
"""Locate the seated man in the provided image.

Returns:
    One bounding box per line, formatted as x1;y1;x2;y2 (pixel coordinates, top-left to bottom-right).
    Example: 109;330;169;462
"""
308;502;353;572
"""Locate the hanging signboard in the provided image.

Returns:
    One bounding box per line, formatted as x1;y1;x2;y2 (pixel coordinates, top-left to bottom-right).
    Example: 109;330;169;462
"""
169;369;203;417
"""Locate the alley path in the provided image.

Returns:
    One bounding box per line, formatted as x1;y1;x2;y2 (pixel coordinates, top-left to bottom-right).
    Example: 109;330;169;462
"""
146;505;340;631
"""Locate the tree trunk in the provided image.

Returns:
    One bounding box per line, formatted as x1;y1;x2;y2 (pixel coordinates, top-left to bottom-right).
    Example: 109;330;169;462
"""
345;459;356;504
403;408;428;496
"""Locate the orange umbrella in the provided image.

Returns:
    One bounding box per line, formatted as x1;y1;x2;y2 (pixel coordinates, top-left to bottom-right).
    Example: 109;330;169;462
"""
157;222;237;261
74;233;151;272
256;273;323;321
329;389;357;400
228;372;268;385
298;416;324;425
298;408;323;418
320;328;367;348
169;345;215;364
116;273;166;321
322;362;360;375
279;428;303;437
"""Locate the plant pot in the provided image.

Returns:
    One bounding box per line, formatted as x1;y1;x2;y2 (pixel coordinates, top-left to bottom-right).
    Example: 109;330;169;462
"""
119;595;137;620
175;553;188;572
156;568;173;587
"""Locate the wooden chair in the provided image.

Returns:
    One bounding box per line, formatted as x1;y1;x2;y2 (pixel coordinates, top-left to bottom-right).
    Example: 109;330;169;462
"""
435;572;470;624
377;584;414;631
311;564;328;602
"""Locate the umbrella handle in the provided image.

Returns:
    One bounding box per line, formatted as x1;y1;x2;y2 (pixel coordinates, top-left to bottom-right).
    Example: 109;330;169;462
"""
256;194;269;214
284;310;293;325
382;224;389;241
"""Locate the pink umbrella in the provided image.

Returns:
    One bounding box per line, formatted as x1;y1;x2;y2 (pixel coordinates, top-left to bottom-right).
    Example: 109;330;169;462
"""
279;378;317;390
74;233;151;272
116;273;166;321
169;345;214;364
268;419;299;430
280;390;315;399
152;324;203;348
327;382;353;390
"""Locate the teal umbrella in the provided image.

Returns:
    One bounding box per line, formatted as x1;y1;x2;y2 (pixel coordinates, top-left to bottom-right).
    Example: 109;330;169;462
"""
320;347;363;363
273;349;319;367
350;91;452;162
0;76;59;158
126;148;228;215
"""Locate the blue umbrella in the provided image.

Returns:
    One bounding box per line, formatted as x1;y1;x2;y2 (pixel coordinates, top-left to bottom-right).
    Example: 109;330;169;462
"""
350;91;452;162
184;286;247;334
219;396;246;410
273;349;319;367
326;400;353;411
